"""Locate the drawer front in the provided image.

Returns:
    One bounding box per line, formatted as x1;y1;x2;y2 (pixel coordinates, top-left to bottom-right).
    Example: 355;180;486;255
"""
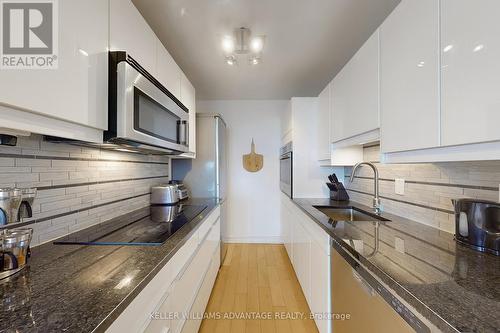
169;231;199;280
181;245;220;333
144;286;172;333
197;206;220;242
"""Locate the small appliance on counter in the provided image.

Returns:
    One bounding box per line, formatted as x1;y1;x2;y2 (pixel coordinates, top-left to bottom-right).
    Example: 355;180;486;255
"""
168;180;189;200
0;228;33;280
452;198;500;255
151;184;179;205
327;173;349;201
0;188;37;225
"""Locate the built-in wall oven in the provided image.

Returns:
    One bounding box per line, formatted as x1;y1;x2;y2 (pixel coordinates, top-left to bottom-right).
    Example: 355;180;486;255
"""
280;141;293;198
106;51;190;154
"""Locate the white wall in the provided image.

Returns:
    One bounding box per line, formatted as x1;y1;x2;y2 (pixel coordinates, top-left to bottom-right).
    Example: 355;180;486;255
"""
197;100;287;243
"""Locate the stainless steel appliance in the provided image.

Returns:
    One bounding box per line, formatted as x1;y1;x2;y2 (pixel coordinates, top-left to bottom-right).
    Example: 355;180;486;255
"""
169;181;189;200
151;184;179;205
0;228;33;280
54;204;206;246
106;51;190;154
45;52;190;154
452;198;500;255
174;114;228;264
279;142;293;198
0;188;36;225
330;245;429;333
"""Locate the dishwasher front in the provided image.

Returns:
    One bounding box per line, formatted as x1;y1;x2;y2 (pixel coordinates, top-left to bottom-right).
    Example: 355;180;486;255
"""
330;246;431;333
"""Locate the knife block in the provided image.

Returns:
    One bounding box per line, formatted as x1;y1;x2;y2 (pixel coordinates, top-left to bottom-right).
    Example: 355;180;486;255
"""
329;182;350;201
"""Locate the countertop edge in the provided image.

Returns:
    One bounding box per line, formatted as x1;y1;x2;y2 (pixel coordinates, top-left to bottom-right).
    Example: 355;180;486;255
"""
290;198;458;333
91;203;220;333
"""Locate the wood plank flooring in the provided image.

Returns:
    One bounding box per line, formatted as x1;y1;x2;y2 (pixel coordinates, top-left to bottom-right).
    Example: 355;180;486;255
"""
199;244;318;333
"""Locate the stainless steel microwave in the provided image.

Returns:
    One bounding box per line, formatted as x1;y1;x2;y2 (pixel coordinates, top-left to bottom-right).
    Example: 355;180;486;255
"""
106;51;190;154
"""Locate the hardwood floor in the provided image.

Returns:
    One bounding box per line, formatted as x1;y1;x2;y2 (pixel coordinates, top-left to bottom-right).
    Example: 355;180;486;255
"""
199;244;318;333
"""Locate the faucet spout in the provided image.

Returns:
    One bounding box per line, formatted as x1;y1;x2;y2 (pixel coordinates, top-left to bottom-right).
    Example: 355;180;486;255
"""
349;162;382;214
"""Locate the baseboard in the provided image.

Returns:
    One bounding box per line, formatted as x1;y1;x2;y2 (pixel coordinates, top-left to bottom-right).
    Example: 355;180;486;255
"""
223;236;283;244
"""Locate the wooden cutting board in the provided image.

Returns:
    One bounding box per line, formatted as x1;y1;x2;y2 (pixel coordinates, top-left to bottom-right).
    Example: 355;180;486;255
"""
243;139;263;172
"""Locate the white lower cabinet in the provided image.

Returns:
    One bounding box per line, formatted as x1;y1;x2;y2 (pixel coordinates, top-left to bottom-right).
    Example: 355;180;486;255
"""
107;206;221;333
281;195;331;333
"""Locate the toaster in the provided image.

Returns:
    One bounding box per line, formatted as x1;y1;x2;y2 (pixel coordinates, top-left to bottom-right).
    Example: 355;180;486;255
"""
452;198;500;255
151;184;179;205
169;181;189;200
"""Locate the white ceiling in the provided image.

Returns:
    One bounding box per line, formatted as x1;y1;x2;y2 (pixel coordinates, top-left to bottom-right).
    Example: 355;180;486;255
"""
133;0;400;100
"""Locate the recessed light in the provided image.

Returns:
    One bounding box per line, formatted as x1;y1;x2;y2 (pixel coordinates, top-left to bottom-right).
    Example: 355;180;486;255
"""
78;48;89;57
473;44;484;52
443;44;453;53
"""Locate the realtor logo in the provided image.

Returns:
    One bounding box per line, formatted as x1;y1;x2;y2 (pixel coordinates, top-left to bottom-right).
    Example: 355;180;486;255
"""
1;0;58;69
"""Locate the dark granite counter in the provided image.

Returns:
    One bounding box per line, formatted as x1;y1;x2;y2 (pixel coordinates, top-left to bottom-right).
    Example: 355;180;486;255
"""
292;198;500;333
0;198;219;333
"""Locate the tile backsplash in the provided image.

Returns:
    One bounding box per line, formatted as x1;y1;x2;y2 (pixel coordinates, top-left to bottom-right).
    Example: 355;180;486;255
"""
0;135;170;246
344;145;499;234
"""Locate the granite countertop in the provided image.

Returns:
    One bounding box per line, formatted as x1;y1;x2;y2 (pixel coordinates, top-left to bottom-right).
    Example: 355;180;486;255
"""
292;198;500;333
0;198;220;333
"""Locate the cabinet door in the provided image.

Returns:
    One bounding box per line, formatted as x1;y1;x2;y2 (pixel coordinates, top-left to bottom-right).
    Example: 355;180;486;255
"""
156;40;181;100
294;218;311;302
332;30;379;143
441;0;500;146
109;0;156;76
317;83;331;161
180;73;196;154
0;0;108;130
380;0;440;153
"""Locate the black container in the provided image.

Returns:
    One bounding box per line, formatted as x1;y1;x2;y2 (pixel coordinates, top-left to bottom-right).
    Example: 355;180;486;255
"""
452;198;500;255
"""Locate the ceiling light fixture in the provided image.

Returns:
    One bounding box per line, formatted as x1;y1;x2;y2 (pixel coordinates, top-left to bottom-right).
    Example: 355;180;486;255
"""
222;27;265;66
225;55;236;66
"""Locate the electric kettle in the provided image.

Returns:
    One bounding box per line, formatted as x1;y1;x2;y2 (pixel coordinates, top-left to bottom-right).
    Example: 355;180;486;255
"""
452;198;500;255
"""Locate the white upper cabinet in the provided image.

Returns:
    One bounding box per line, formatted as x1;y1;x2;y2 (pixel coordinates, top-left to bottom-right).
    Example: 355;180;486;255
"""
440;0;500;146
380;0;440;153
332;30;380;143
180;72;196;154
156;40;181;99
109;0;156;76
316;83;331;161
0;0;108;132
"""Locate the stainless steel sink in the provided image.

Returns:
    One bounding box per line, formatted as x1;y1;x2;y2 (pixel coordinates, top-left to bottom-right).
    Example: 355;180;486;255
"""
313;206;389;222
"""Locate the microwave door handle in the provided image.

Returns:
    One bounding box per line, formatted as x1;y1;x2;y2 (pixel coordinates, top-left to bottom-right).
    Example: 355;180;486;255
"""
177;120;181;144
185;120;189;148
177;120;188;146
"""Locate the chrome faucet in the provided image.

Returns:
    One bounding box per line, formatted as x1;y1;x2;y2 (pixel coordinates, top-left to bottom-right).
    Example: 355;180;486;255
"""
349;162;382;214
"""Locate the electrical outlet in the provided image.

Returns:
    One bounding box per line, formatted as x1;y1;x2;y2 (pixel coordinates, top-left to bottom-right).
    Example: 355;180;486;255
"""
395;237;405;254
395;178;405;195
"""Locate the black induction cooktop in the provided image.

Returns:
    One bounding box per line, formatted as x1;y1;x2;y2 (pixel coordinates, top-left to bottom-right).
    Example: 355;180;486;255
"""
53;204;207;246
